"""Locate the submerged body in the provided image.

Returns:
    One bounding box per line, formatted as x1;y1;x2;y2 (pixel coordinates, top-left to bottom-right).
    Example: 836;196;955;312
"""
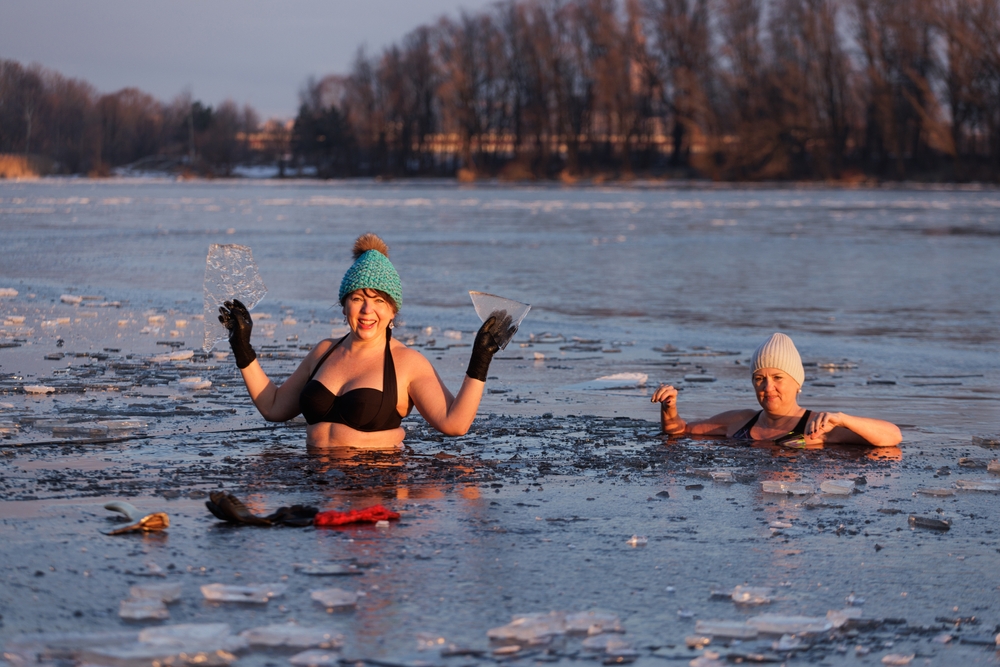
653;333;902;448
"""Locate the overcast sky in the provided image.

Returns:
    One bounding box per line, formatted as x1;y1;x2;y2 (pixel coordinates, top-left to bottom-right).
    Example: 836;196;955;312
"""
1;0;498;119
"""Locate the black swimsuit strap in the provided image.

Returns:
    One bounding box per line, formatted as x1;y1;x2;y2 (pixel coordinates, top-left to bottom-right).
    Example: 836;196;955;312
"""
374;328;399;426
308;334;349;381
734;411;762;438
793;410;812;435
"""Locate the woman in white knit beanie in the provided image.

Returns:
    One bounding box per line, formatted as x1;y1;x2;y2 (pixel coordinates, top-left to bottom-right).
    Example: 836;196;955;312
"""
651;332;902;448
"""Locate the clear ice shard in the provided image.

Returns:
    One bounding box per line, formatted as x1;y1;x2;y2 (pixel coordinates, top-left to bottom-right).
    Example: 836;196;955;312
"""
202;244;267;352
200;583;285;603
309;588;358;609
239;623;343;648
468;291;530;350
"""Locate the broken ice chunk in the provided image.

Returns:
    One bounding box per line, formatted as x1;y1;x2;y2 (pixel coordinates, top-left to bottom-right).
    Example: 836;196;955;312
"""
746;614;833;635
290;649;342;666
954;479;1000;491
731;586;772;605
693;620;758;639
119;598;169;620
309;588;357;610
564;611;623;635
200;583;285;603
468;291;530;350
239;623;343;648
130;583;182;603
202;244;267;352
820;480;855;495
487;612;566;644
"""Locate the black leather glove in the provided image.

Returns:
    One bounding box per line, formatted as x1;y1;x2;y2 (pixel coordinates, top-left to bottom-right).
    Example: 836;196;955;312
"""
218;298;256;369
466;310;516;382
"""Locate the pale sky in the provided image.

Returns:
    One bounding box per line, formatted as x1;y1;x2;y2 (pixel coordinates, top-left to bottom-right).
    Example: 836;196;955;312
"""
0;0;499;119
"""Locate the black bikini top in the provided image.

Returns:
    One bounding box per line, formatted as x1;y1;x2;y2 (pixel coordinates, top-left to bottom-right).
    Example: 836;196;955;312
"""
298;330;402;431
732;410;811;441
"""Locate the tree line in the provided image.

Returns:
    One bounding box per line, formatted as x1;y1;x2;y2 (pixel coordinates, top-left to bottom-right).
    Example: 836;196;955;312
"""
296;0;1000;181
0;59;263;176
4;0;1000;181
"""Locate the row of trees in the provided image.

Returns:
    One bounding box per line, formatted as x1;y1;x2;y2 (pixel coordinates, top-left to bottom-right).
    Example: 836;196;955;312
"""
0;59;262;175
295;0;1000;181
4;0;1000;180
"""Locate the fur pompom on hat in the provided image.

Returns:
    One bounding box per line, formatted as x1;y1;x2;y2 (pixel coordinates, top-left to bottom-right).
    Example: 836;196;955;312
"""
338;233;402;309
750;332;804;387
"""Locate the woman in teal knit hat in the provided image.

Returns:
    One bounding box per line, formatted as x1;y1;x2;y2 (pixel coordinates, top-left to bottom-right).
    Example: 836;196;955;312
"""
219;233;513;450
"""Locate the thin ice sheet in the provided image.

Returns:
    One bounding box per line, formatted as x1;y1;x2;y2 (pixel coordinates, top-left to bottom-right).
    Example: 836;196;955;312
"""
202;244;267;352
469;291;530;350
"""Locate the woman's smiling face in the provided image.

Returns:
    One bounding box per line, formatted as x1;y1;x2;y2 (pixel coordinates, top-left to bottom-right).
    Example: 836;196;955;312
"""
343;288;395;338
751;367;801;414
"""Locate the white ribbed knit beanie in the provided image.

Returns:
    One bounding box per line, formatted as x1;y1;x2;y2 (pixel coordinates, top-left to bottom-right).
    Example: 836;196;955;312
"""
750;333;804;387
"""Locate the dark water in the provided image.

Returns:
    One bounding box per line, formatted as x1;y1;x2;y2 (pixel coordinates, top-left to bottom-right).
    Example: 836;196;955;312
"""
1;179;999;666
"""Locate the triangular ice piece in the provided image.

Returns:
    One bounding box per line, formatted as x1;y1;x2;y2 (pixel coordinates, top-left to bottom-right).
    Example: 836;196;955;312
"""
202;244;268;352
469;291;531;350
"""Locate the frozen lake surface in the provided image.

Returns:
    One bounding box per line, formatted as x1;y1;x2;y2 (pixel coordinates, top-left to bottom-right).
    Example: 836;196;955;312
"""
1;179;999;666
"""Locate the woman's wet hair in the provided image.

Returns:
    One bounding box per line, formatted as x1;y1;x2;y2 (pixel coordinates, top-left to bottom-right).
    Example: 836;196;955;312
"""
341;287;398;313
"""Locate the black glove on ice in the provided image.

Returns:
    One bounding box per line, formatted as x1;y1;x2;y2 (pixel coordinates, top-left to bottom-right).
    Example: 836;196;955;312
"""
466;310;516;382
218;298;256;369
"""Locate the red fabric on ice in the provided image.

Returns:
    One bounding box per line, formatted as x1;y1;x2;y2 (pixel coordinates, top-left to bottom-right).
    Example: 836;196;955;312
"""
313;504;400;527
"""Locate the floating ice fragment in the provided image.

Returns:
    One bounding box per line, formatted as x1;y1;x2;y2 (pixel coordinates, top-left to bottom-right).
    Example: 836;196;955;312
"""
731;586;772;605
845;593;865;606
294;563;363;576
148;314;166;324
908;515;951;531
443;330;462;340
773;634;807;651
139;623;247;650
469;291;530;350
179;377;212;391
581;634;634;655
710;471;734;483
119;598;169;620
202;244;267;352
60;294;83;305
487;612;566;644
565;610;623;635
826;608;863;628
685;635;711;648
988;460;1000;473
746;614;833;635
201;583;285;603
954;479;1000;491
239;623;343;648
913;487;954;497
24;385;55;394
0;288;18;297
130;583;182;603
820;480;855;495
100;420;148;432
626;535;647;547
309;588;357;610
6;315;25;324
761;481;813;495
684;374;716;382
693;620;758;639
575;372;648;391
972;435;1000;448
769;521;792;529
881;654;914;666
290;649;342;666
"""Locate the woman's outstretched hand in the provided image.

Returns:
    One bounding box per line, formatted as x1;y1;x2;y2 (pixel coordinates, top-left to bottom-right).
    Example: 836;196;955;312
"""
651;384;679;414
652;384;686;434
218;298;256;369
466;311;516;382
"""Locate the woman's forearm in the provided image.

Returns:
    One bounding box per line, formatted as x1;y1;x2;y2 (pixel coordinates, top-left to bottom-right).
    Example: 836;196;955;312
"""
837;413;902;447
436;376;485;436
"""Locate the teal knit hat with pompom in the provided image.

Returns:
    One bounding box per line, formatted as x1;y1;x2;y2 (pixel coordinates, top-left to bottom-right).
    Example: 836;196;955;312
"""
338;233;402;309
